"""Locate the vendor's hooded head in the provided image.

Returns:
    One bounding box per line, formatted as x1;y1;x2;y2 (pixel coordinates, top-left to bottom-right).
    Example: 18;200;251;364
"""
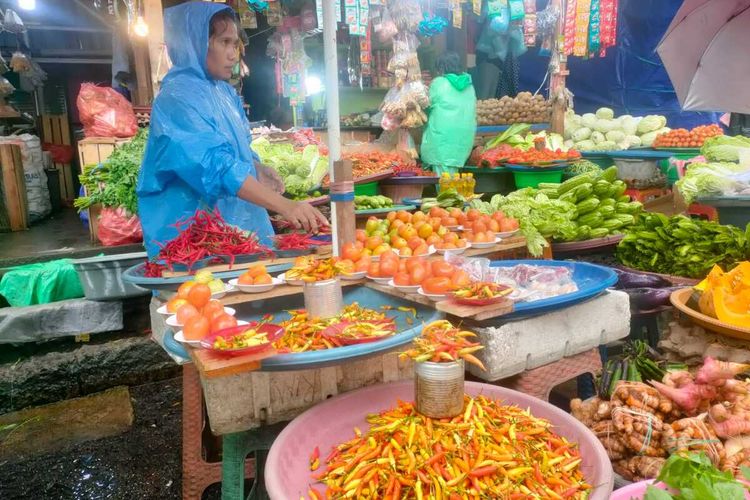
164;2;240;81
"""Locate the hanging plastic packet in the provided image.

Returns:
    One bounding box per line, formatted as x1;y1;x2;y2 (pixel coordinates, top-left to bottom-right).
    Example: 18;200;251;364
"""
452;0;463;28
598;0;617;55
523;13;537;46
246;0;269;11
563;0;578;56
489;1;510;34
524;0;536;13
588;0;601;55
419;14;448;37
573;0;591;57
473;0;482;15
374;7;398;43
508;0;525;22
2;9;25;34
537;3;560;55
267;1;283;26
10;51;31;73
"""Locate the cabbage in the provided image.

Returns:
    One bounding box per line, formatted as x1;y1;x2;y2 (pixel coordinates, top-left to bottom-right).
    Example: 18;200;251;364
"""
624;135;642;147
295;164;311;178
572;127;592;142
563;139;574;149
675;161;750;204
621;117;638;136
701;135;750;162
593;141;619;151
606;130;626;143
591;131;606;144
640;130;659;147
564;112;581;140
637;115;667;134
595;107;614;120
574;139;595;151
594;119;616;133
581;113;597;129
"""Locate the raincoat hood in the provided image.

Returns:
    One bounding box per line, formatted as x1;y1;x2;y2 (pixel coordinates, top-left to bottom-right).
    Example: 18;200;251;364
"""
443;73;473;91
164;1;233;80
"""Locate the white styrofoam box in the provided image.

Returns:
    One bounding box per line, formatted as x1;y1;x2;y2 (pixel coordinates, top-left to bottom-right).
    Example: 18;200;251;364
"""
468;290;631;381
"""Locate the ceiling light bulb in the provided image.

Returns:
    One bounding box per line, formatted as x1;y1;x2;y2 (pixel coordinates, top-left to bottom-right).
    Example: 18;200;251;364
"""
18;0;35;10
133;16;149;37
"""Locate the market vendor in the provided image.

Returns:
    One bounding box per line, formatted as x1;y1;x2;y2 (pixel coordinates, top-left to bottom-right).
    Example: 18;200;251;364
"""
137;2;327;258
420;53;477;175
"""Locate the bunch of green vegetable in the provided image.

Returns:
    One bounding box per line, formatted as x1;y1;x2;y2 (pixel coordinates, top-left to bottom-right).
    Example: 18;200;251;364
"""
470;166;642;255
674;161;750;204
420;189;465;211
251;137;328;199
701;135;750;163
566;159;609;176
354;195;393;210
644;452;750;500
599;340;686;399
564;107;670;151
484;123;570;152
617;213;750;278
75;128;149;215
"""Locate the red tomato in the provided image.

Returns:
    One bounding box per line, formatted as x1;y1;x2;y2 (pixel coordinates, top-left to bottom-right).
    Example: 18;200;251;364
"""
176;304;200;325
211;314;238;333
422;277;453;294
188;283;211;308
183;316;210;341
431;261;455;278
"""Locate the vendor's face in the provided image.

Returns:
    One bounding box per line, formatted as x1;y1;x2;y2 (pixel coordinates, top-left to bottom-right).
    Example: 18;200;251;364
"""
207;20;240;81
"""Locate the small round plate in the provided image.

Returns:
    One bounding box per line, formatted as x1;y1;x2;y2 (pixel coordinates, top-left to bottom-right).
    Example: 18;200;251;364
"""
367;275;392;285
175;319;249;347
496;229;520;239
435;246;468;255
417;287;449;301
157;304;173;316
166;307;237;328
321;320;396;346
199;322;283;357
468;237;501;249
210;283;236;300
341;270;367;281
174;331;202;347
228;277;283;293
278;273;304;286
387;278;420;293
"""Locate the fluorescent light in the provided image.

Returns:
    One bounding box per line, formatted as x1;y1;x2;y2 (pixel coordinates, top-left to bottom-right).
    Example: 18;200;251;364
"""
133;16;149;37
306;75;323;95
18;0;35;10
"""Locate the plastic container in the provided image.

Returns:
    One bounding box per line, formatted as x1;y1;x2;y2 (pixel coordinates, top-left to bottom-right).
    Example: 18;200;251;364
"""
415;360;464;418
695;196;750;228
353;181;378;196
302;278;343;318
72;252;149;300
265;380;615;500
614;158;659;180
513;169;564;188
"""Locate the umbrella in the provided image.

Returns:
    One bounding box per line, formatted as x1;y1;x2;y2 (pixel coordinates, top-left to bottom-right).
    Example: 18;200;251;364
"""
657;0;750;113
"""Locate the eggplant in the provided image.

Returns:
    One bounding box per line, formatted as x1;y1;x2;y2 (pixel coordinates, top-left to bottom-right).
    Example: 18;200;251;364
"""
613;268;672;290
623;286;682;310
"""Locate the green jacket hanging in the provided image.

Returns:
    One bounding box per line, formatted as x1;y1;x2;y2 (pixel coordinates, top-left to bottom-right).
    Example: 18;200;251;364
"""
421;73;477;171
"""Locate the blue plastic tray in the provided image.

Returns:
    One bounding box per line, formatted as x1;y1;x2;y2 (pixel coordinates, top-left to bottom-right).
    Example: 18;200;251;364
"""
488;259;618;320
163;286;442;370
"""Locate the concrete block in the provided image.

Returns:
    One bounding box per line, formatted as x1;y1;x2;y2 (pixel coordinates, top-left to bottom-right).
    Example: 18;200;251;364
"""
0;386;133;461
0;298;123;343
468;290;631;381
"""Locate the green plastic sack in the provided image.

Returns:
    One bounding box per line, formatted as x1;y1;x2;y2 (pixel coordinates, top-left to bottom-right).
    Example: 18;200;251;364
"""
0;259;84;307
420;74;477;174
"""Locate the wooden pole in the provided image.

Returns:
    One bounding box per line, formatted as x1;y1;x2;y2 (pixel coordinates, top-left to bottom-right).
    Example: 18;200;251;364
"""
332;160;355;255
143;0;166;97
549;0;569;134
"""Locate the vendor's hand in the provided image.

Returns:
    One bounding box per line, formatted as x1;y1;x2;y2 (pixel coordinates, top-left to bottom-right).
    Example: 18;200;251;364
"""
256;163;285;193
280;200;329;234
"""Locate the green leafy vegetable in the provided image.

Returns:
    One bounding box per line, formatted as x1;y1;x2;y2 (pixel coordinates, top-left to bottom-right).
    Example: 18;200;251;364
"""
675;162;750;204
701;135;750;162
644;452;750;500
617;213;750;278
74;128;149;215
251;137;329;199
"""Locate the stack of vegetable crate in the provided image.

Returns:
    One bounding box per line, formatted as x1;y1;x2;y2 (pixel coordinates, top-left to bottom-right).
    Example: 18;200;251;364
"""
77;137;132;243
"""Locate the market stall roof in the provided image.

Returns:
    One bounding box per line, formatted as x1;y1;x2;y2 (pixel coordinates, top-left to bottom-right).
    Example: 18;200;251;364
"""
657;0;750;113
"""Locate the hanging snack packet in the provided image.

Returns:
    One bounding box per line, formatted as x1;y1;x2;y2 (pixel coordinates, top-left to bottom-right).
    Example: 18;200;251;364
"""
563;0;578;56
588;0;601;55
573;0;591;57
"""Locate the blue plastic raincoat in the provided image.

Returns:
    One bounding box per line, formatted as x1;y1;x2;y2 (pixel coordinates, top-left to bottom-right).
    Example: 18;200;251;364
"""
136;2;273;258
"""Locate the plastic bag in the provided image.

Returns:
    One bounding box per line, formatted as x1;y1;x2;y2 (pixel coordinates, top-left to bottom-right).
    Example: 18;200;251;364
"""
0;259;84;307
97;206;143;246
77;83;138;138
42;143;74;164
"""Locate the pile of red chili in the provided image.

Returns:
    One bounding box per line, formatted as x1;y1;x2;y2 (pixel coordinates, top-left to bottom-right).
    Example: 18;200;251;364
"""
274;233;327;251
153;208;271;271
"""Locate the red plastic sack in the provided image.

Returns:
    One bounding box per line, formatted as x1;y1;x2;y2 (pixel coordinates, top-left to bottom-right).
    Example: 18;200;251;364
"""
42;143;74;163
97;207;143;246
77;83;138;138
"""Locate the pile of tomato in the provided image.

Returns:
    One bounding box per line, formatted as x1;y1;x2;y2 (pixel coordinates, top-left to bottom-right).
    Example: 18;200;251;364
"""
504;147;581;165
653;124;723;148
366;250;471;293
166;282;238;340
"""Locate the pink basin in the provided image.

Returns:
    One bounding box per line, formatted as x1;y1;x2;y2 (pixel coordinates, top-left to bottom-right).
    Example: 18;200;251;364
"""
265;380;614;499
611;479;750;499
